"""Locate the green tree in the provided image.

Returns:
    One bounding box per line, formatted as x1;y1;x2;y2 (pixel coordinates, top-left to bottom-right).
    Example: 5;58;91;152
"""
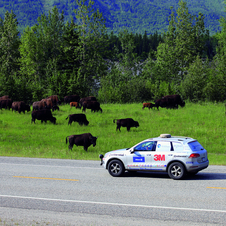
0;10;20;98
209;1;226;101
73;0;108;97
19;6;65;100
143;0;207;86
181;56;209;101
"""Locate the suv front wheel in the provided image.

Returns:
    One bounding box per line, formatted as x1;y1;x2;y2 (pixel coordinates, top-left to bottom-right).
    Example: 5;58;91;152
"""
108;160;125;177
168;162;185;180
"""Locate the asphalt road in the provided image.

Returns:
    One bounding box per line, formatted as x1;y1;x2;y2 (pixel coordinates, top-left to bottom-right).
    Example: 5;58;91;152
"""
0;156;226;225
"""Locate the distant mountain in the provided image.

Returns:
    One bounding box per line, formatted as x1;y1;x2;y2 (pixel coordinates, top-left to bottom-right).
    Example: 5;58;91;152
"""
0;0;225;35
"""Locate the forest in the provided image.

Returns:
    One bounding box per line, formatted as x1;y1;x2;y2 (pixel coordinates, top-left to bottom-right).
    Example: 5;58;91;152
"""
0;0;225;104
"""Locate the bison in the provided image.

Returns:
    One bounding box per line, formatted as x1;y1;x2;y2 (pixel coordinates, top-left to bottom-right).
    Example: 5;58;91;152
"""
64;95;80;104
70;102;81;109
162;94;185;109
0;99;13;110
41;98;53;110
12;101;30;114
154;99;167;110
31;109;56;124
79;96;97;105
66;114;89;126
0;95;10;100
47;95;59;106
66;133;97;151
142;102;156;110
113;118;139;132
32;100;46;111
82;101;102;113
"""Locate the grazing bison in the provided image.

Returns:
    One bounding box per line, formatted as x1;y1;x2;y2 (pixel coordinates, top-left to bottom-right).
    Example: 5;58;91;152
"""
70;102;81;109
66;133;97;151
142;102;156;110
64;95;80;104
52;105;59;112
66;114;89;126
162;94;185;109
12;101;30;114
32;100;46;111
41;98;53;110
79;96;97;105
113;118;139;132
0;99;13;110
47;95;59;105
31;109;56;124
154;99;167;110
82;101;102;113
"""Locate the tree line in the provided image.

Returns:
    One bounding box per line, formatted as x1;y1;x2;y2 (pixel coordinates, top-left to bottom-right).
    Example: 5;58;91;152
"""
0;0;225;104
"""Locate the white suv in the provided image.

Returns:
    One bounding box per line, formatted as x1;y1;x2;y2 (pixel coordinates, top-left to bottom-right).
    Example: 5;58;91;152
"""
99;134;209;180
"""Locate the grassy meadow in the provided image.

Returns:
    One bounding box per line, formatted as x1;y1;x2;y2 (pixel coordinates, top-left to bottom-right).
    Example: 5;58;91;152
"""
0;102;225;165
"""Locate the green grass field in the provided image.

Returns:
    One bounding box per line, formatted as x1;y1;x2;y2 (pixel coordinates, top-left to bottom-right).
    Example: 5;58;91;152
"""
0;102;225;165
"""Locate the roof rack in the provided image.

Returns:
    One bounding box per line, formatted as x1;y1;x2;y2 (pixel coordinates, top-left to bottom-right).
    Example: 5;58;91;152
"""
160;134;171;138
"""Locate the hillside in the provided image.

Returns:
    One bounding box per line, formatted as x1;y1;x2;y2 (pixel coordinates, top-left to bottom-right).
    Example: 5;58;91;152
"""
0;0;225;35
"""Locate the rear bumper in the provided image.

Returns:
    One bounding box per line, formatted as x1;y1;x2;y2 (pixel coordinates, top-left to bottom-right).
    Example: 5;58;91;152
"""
187;160;209;172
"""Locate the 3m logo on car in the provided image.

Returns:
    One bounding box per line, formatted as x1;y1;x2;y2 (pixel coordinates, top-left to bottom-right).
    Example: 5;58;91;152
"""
154;154;165;161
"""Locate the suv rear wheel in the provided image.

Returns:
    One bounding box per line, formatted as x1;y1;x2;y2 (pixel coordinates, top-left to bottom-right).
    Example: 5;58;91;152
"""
108;160;125;177
168;162;185;180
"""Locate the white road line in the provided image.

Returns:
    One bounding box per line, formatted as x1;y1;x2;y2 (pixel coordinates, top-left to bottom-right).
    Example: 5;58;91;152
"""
0;163;102;170
0;194;226;213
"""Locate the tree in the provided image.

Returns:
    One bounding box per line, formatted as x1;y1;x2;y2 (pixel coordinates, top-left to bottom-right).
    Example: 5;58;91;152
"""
181;56;208;101
143;0;208;86
19;6;65;100
0;10;20;98
73;0;108;96
209;0;226;101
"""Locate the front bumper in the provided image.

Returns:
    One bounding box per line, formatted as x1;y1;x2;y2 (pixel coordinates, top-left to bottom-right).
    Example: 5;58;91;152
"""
99;154;104;165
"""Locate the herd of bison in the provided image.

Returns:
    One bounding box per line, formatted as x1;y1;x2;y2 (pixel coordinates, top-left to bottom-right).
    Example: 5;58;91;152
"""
0;94;185;152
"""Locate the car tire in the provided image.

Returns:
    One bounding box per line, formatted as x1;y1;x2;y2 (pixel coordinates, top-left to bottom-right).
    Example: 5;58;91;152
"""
108;160;125;177
168;162;185;180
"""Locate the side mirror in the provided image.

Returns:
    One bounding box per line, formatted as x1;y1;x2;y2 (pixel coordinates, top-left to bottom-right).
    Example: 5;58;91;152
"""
130;149;136;154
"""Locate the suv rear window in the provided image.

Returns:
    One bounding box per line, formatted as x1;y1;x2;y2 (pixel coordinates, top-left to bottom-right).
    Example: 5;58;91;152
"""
188;141;204;152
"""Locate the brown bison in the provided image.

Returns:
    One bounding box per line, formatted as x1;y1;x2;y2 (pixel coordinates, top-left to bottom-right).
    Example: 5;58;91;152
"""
64;95;80;104
142;102;156;110
154;99;167;110
162;94;185;108
70;102;81;109
66;133;97;151
41;98;53;110
79;96;97;105
0;99;13;110
82;101;102;113
31;109;56;124
66;114;89;126
47;95;59;105
12;101;30;114
32;100;47;111
0;95;10;100
113;118;139;132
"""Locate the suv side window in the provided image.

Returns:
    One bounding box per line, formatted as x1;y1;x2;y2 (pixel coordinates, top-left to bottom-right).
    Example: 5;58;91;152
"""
156;141;171;152
134;141;157;151
172;142;184;151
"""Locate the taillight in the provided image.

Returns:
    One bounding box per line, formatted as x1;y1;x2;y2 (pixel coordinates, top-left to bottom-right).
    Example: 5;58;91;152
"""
189;153;200;158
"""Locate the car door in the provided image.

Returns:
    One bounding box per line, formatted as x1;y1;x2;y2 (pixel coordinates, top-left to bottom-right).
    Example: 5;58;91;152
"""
126;141;157;170
151;141;174;171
